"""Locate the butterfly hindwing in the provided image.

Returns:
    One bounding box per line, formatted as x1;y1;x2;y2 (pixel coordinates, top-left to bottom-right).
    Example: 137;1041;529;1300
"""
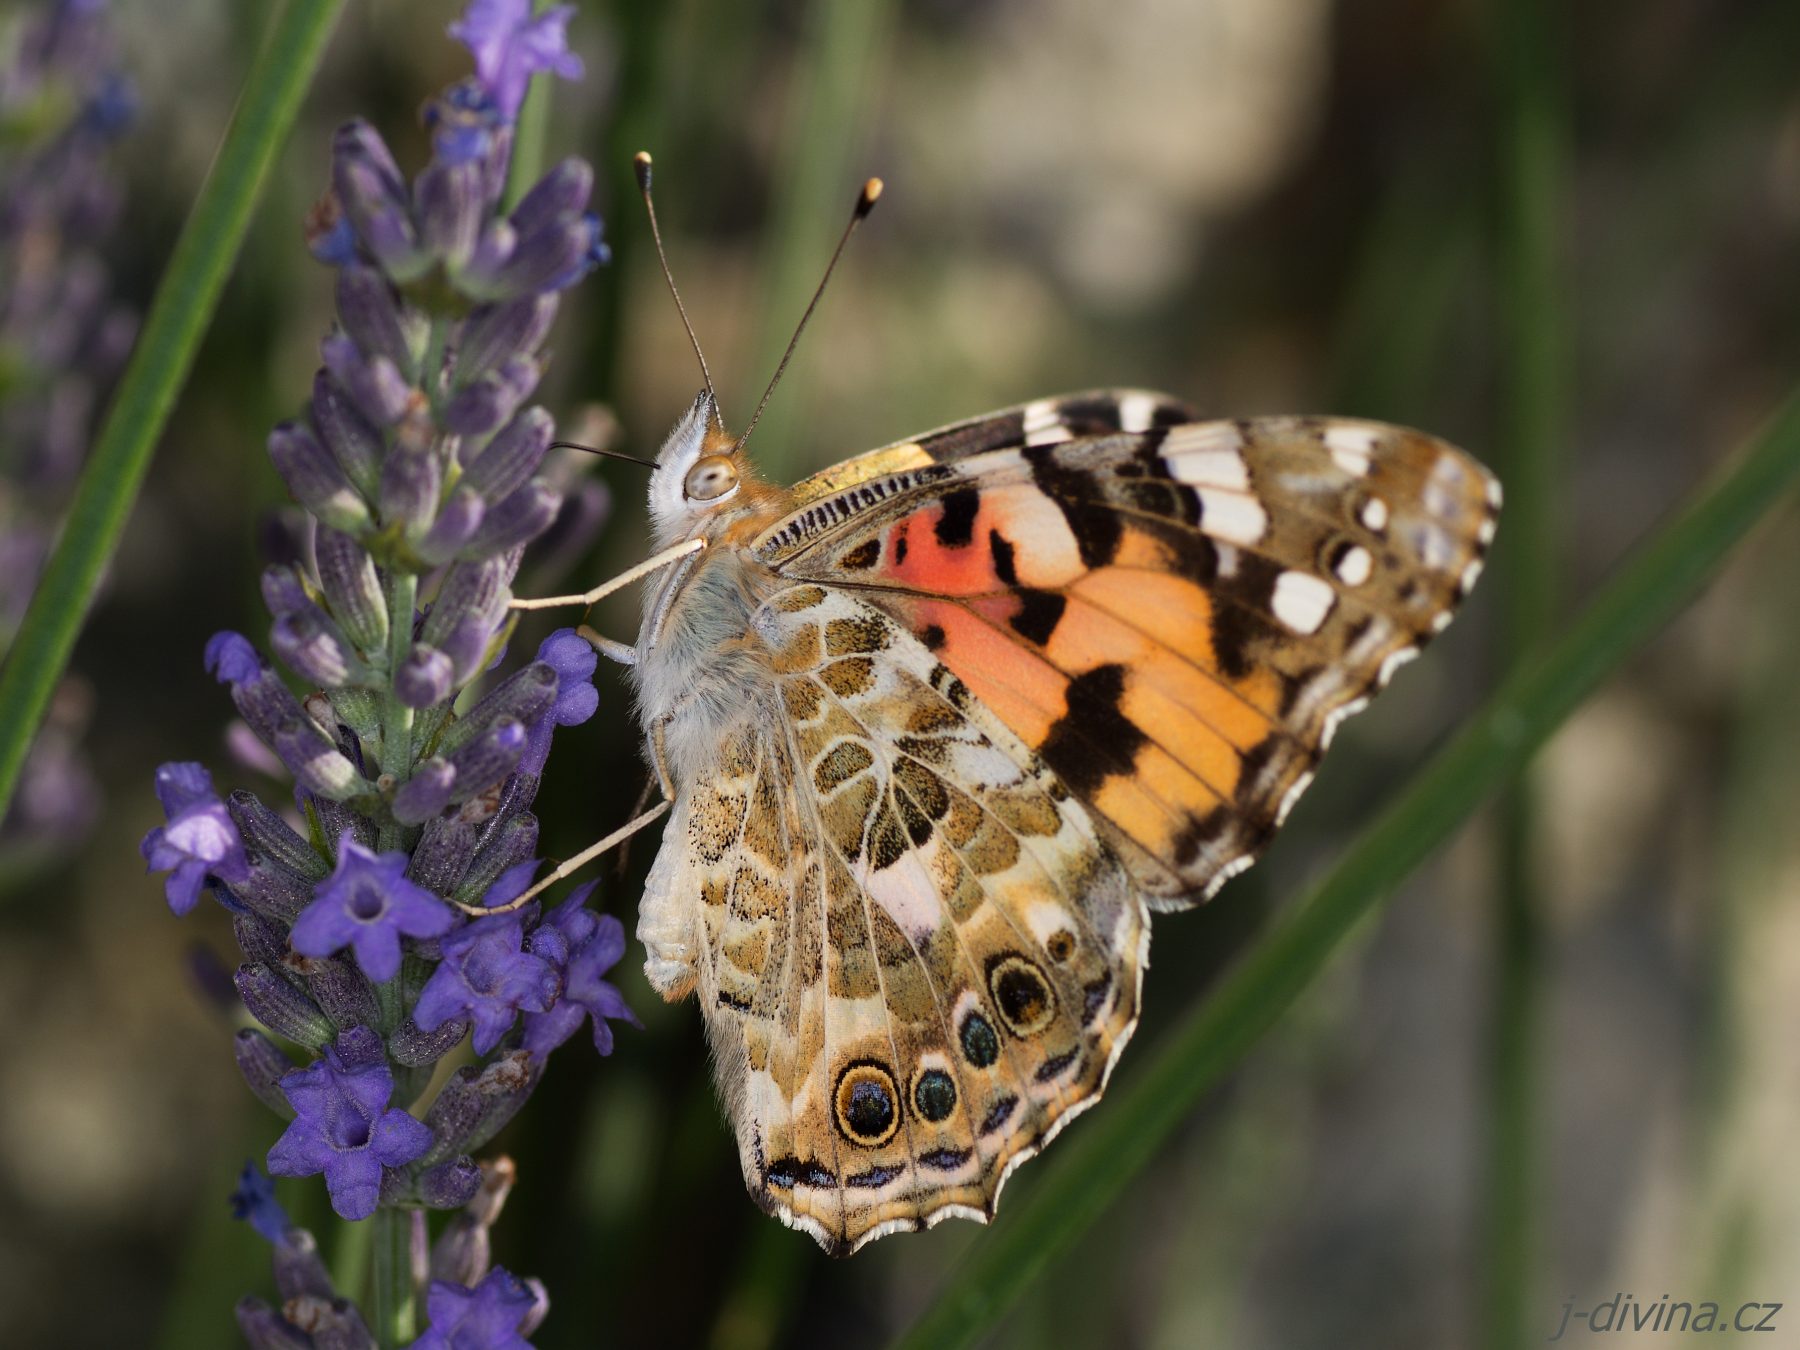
642;582;1147;1254
755;400;1500;906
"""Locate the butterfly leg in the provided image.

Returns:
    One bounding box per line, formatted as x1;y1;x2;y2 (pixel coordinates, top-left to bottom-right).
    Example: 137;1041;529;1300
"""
450;798;673;916
576;623;636;666
508;536;706;612
649;714;676;800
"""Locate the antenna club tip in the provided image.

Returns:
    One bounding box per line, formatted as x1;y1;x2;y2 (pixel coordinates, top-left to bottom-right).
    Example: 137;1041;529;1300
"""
633;151;653;190
857;177;884;215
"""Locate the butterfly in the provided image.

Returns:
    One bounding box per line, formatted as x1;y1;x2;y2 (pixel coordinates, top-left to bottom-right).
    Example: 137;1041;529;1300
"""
607;382;1500;1255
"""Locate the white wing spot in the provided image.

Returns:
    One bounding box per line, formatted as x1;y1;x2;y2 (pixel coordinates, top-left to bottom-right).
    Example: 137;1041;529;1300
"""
1324;424;1378;476
1023;398;1069;447
1198;489;1267;545
1335;545;1373;586
1360;496;1389;532
1118;392;1157;433
1271;570;1334;635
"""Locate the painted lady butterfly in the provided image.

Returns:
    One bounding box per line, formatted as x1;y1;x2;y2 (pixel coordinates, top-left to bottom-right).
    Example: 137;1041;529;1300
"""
520;167;1501;1254
600;385;1500;1255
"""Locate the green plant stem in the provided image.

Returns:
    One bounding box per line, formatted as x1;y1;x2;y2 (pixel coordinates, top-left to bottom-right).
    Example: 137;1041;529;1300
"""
501;0;556;212
0;0;347;822
890;389;1800;1350
1485;1;1567;1344
369;1208;417;1349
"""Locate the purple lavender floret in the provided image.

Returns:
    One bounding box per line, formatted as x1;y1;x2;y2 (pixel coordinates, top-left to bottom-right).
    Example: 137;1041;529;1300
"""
522;885;638;1058
518;627;598;776
413;1267;548;1350
415;906;560;1056
268;1027;434;1221
141;762;251;915
292;833;455;981
450;0;585;120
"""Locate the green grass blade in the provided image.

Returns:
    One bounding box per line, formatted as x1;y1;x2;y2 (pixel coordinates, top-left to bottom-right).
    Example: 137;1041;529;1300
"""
890;389;1800;1350
1484;0;1568;1342
0;0;347;821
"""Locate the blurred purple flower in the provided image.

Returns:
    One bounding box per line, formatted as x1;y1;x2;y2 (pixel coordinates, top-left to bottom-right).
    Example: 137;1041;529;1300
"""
292;833;455;981
412;1267;547;1350
141;761;250;915
522;886;637;1058
267;1027;434;1221
229;1161;291;1244
449;0;584;119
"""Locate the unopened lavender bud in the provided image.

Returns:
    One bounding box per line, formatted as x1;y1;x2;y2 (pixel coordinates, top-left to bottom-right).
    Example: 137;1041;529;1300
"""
391;1014;470;1068
308;1302;378;1350
462;481;560;558
456;297;556;386
444;664;555;755
419;1052;538;1165
462;407;552;502
454;813;538;907
272;611;360;688
236;1300;312;1350
303;954;381;1032
236;963;333;1047
417;159;484;271
271;1227;336;1302
313;529;388;652
446;719;526;805
332;120;428;282
407;815;477;898
227;791;327;879
234;910;292;967
259;565;314;619
335;265;422;379
274;720;363;802
268;421;370;532
323;334;413;427
396;643;455;708
312;798;372;856
415;487;485;566
230;858;316;926
419;558;506;655
480;217;592;299
444;355;537;436
311;371;383;498
393;757;456;826
419;1156;483;1210
508;158;593;239
235;1028;298;1118
378;438;441;536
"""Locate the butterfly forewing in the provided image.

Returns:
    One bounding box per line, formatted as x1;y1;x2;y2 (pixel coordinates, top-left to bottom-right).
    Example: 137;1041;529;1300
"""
755;401;1500;905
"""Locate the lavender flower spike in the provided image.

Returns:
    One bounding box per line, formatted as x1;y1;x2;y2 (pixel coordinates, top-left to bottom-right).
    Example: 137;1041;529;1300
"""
292;832;455;981
141;762;251;915
267;1027;434;1221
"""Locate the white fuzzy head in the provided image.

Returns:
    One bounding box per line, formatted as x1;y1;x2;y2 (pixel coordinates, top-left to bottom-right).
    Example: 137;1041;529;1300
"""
647;390;742;548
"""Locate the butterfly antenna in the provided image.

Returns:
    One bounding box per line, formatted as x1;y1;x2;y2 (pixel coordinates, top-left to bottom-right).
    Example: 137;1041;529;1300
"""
735;176;883;456
550;440;657;470
634;151;722;425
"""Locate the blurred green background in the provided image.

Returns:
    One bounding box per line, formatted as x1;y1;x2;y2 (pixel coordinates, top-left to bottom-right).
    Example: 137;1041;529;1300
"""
3;1;1800;1346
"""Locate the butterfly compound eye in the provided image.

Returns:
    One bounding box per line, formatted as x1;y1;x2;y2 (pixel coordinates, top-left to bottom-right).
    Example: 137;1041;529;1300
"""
683;455;738;502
